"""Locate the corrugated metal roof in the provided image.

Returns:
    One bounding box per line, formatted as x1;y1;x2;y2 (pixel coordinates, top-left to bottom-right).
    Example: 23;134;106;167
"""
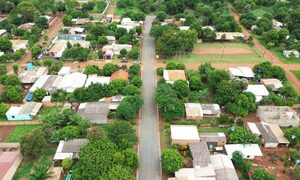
189;142;211;167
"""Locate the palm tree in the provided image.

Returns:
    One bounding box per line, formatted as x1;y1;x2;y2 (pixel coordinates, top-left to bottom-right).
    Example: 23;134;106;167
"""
29;160;52;180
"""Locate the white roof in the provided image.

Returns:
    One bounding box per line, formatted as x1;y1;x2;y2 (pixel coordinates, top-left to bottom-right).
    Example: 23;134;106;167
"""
210;154;235;169
84;75;110;87
225;144;263;159
58;67;71;76
228;67;254;78
0;29;6;35
72;27;85;33
58;73;87;92
185;103;203;117
260;78;283;89
245;85;269;102
247;122;261;135
171;125;200;141
179;26;190;31
6;106;22;116
29;75;50;92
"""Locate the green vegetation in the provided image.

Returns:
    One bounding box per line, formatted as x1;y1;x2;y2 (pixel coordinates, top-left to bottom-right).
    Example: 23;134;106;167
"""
161;148;184;173
5;125;41;142
291;70;300;81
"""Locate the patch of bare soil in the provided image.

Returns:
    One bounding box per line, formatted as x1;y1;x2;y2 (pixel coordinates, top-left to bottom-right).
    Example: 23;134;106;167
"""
0;126;15;142
192;47;253;55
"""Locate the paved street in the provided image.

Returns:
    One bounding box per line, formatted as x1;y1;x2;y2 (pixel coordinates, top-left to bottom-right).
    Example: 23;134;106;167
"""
138;16;161;180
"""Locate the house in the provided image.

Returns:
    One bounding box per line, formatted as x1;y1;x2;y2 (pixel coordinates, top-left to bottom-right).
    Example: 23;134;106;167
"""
56;34;85;41
77;102;110;124
103;50;114;60
0;150;22;180
18;23;35;31
121;18;133;26
185;103;203;120
58;67;71;76
29;75;63;94
179;26;190;31
111;69;129;80
283;50;299;58
0;29;7;36
260;78;283;90
273;19;283;30
69;40;90;48
18;66;48;84
10;40;28;52
257;106;300;127
6;102;43;121
84;75;110;87
201;104;221;118
117;17;142;32
163;70;186;84
72;18;89;25
199;133;227;147
185;103;221;120
247;122;289;148
172;143;238;180
215;32;244;40
228;67;254;79
69;27;85;34
170;125;200;146
102;44;132;55
225;144;263;159
245;85;269;102
57;73;87;93
53;139;88;160
202;26;215;31
106;36;116;45
49;40;68;58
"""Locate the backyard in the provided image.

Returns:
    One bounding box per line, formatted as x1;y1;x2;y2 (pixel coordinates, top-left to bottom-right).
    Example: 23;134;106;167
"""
164;42;266;64
4;125;41;142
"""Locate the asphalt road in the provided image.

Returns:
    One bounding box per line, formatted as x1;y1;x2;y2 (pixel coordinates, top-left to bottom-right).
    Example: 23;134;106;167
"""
138;16;161;180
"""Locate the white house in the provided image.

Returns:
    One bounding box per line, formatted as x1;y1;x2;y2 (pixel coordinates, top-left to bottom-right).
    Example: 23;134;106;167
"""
58;67;71;76
57;73;87;93
6;102;43;121
84;75;110;87
49;40;68;58
170;125;200;146
225;144;263;159
283;50;299;58
228;67;254;79
215;32;244;40
245;85;269;102
10;40;28;52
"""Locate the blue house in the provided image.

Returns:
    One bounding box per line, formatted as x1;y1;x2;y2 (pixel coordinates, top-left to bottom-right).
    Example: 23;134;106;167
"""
6;102;43;121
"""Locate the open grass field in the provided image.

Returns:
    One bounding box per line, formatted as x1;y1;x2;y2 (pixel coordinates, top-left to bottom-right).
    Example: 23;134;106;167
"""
165;42;266;64
251;7;272;17
4;125;41;142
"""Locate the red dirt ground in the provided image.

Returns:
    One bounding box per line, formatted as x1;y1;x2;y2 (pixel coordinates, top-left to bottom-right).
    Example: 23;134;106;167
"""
193;47;253;55
0;126;15;142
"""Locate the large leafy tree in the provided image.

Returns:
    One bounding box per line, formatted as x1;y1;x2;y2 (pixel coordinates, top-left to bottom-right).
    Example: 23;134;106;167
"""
0;37;12;52
107;121;137;150
228;126;260;144
173;80;190;98
20;129;46;159
161;148;184;173
252;169;276;180
207;70;230;92
232;151;251;173
226;92;256;116
33;88;47;102
9;2;40;24
103;63;119;76
253;62;286;81
83;65;101;75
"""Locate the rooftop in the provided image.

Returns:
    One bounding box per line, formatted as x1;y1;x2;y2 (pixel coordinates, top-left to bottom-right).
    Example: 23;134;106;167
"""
185;103;203;118
245;85;269;102
189;142;211;167
170;125;200;141
199;133;227;143
0;151;22;179
260;78;283;90
163;70;186;83
57;72;87;93
77;102;109;124
54;139;88;160
111;69;129;80
6;102;43;116
85;75;110;87
228;67;254;78
225;144;263;159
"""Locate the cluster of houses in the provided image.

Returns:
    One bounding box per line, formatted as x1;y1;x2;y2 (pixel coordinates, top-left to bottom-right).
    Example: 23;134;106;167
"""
5;63;128;124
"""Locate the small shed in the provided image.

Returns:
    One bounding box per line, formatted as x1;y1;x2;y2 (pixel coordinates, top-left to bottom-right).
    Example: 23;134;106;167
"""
225;144;263;159
245;85;269;102
6;102;43;121
170;125;200;146
53;139;88;160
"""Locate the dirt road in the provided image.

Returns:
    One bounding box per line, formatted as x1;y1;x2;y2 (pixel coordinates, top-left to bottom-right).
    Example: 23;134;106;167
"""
231;11;300;93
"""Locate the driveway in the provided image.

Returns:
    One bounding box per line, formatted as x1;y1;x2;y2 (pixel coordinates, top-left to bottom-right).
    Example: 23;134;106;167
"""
138;15;161;180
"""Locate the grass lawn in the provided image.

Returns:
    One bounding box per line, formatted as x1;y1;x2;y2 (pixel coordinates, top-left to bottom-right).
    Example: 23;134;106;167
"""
252;34;300;64
13;146;56;180
291;70;300;81
36;106;60;119
165;42;266;64
251;7;272;17
4;125;41;142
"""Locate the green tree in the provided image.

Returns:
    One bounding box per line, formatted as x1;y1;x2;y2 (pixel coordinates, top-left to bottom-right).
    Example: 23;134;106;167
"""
121;84;141;95
127;49;140;60
228;126;260;144
199;63;215;82
62;14;72;26
20;129;46;159
226;92;256;116
156;11;167;21
103;63;119;76
12;64;19;74
35;16;49;29
0;103;9;116
116;95;143;121
161;148;184;173
98;36;108;46
128;64;140;76
33;88;47;102
5;85;23;103
189;75;203;91
0;64;7;76
107;121;137;150
83;65;101;75
0;75;21;86
0;37;12;52
108;79;127;95
232;151;251;173
31;44;43;59
130;76;142;88
60;125;80;140
252;169;276;180
294;167;300;180
207;70;230;92
173;80;190;98
253;62;286;81
284;127;300;146
87;126;105;141
29;159;52;180
120;49;127;57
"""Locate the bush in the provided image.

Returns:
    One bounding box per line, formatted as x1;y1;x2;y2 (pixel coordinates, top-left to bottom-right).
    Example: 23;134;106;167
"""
62;158;73;170
252;169;276;180
83;65;101;75
20;129;46;159
0;103;9;116
156;67;164;76
103;63;119;76
33;89;47;102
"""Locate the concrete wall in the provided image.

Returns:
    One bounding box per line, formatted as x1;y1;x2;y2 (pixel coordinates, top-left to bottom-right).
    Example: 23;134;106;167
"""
6;114;32;121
